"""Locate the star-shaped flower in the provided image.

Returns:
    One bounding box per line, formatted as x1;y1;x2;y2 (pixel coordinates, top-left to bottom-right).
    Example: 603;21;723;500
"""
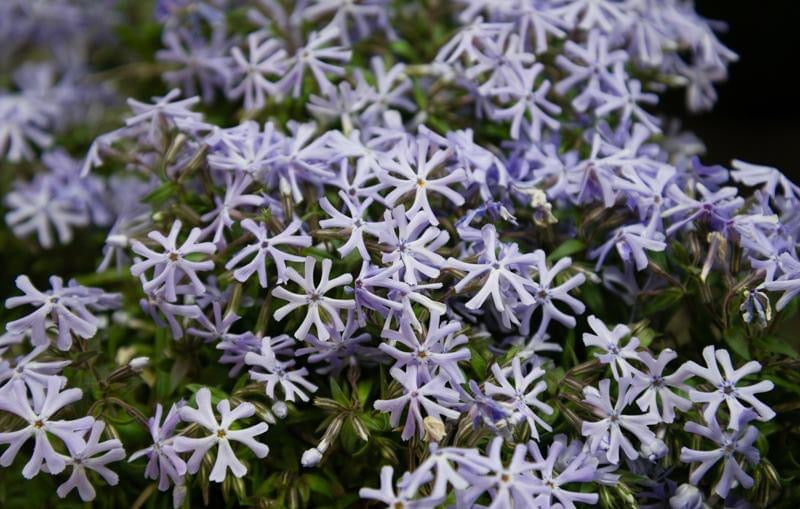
173;388;269;482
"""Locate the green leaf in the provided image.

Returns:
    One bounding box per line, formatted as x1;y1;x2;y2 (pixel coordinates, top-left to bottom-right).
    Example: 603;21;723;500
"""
754;336;799;359
330;378;349;405
546;239;585;262
724;330;751;360
642;287;684;315
143;181;178;205
356;380;373;407
469;345;488;380
303;473;333;497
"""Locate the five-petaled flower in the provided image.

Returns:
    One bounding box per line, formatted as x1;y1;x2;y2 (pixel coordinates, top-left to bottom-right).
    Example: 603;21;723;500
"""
173;387;269;482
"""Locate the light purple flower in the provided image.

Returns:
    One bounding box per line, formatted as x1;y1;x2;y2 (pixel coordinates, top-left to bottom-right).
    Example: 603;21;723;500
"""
762;252;800;311
380;312;470;384
457;436;540;508
296;310;374;376
215;332;263;377
662;183;744;236
0;344;70;401
359;465;440;508
245;337;318;402
225;217;312;287
731;159;800;201
679;412;760;498
125;88;202;144
279;25;352;98
446;224;540;312
157;27;231;103
200;173;264;245
302;0;391;45
5;275;118;350
358;57;414;122
681;345;775;428
528;435;600;508
519;255;586;338
374;366;460;441
581;377;659;464
350;262;407;325
380;138;466;225
377;206;449;285
207;121;282;177
128;402;187;491
485;356;553;439
488;61;561;141
174;387;269;482
554;29;628;111
4;176;89;249
551;0;631;32
227;30;287;110
319;191;374;260
138;282;202;340
271;256;355;341
0;378;94;478
595;65;660;133
404;444;489;498
56;420;125;502
582;315;639;379
186;302;241;343
589;223;666;272
631;349;692;424
131;220;216;302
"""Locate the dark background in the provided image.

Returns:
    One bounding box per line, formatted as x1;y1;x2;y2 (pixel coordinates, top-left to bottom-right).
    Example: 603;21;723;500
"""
669;2;800;177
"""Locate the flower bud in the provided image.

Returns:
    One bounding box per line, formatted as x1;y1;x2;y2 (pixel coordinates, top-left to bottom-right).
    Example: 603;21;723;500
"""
640;438;668;461
129;356;150;372
669;484;705;509
423;416;446;442
301;447;323;468
271;401;288;419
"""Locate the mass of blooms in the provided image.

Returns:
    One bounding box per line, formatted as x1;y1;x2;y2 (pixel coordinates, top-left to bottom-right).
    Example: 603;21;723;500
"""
0;0;797;507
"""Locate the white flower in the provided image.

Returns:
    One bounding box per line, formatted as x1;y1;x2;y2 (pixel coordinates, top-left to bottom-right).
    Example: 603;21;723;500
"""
56;421;126;502
581;315;639;379
131;220;216;302
445;224;541;312
0;378;94;478
581;377;659;464
681;345;774;429
271;256;355;341
244;337;318;402
173;388;269;482
484;356;553;439
0;344;70;400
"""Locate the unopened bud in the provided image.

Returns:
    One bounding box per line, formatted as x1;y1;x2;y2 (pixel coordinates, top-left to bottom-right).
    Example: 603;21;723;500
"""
129;356;150;372
640;438;668;461
301;447;323;468
669;484;705;509
423;416;446;442
271;401;288;419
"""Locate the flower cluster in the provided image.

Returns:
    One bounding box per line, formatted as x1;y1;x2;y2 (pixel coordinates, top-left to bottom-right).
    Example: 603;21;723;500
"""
0;0;795;507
